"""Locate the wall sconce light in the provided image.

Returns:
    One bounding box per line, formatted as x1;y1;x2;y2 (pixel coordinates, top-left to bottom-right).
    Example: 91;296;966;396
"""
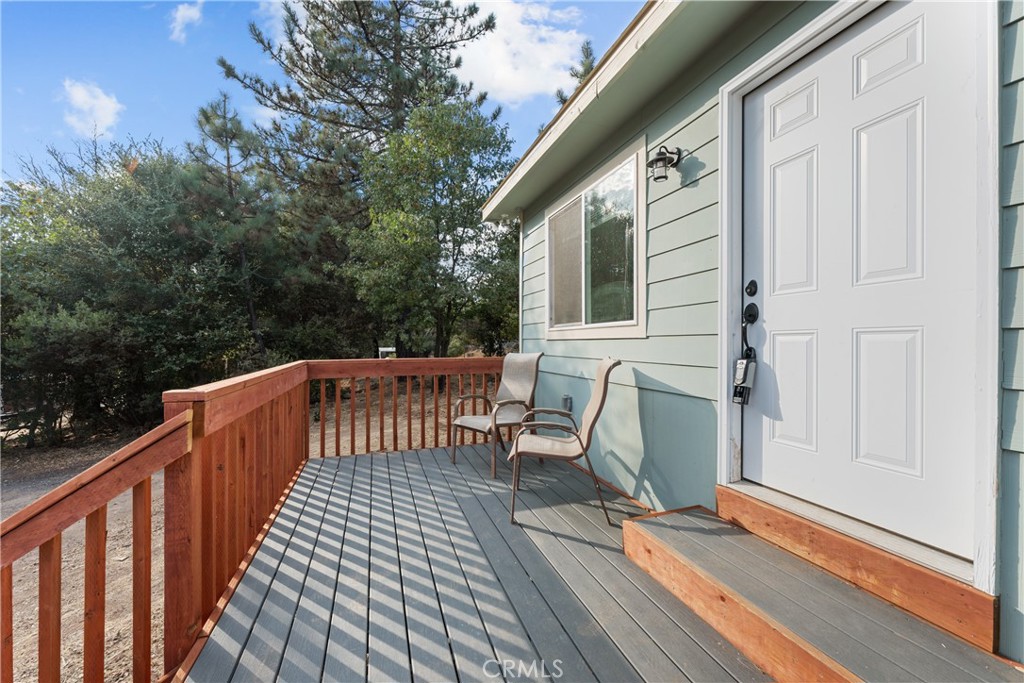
646;146;682;182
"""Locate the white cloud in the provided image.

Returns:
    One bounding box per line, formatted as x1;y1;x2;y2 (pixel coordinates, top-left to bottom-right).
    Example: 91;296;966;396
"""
246;104;282;128
62;79;125;138
256;1;307;48
170;0;204;44
457;1;585;108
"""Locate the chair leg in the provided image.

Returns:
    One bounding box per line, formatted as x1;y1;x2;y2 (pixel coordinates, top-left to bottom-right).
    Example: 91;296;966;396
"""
581;450;613;526
510;456;522;524
450;427;460;464
490;436;497;479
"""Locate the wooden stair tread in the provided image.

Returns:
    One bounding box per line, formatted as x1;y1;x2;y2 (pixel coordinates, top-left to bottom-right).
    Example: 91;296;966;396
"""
627;509;1021;683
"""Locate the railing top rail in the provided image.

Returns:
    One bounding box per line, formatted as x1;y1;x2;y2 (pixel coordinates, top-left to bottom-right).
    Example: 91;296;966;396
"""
162;360;308;403
0;409;192;566
306;356;503;380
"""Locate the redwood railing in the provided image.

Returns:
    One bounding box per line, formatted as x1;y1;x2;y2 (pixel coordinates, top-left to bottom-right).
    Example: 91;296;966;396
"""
0;356;504;682
307;357;505;457
0;411;194;683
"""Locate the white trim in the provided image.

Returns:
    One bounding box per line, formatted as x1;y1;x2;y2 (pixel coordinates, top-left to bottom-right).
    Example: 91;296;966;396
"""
716;0;999;593
518;208;525;352
972;0;1000;596
544;139;648;341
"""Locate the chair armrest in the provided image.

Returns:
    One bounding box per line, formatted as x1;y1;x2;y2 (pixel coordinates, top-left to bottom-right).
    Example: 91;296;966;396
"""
493;399;529;410
524;408;578;429
455;394;493;416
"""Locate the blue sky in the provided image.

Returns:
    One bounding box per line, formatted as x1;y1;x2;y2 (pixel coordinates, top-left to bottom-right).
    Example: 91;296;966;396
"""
1;1;644;179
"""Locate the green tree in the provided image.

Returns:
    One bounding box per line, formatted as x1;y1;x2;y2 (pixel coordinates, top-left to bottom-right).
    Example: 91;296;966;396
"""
351;99;515;357
555;39;596;106
1;141;255;442
186;93;275;358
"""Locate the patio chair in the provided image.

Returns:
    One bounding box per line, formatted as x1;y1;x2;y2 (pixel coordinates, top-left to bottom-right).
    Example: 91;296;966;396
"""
507;357;621;526
451;352;543;479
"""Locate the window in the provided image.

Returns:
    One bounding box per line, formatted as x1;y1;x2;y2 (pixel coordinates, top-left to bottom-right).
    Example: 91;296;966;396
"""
546;154;644;338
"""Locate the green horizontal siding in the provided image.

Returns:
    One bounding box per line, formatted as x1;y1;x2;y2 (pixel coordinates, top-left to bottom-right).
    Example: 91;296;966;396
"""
648;236;717;284
649;270;718;310
514;0;839;511
999;6;1023;662
648;170;719;229
648;203;718;257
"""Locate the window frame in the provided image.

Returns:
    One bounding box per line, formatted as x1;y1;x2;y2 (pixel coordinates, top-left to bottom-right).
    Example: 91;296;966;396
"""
544;139;648;340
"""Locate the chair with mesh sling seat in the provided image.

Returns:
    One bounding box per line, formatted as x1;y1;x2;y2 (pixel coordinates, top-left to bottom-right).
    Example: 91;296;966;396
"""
451;352;543;479
507;357;621;526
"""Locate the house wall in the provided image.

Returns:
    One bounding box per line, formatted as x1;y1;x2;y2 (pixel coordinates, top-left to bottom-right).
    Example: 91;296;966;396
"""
998;0;1024;663
518;1;831;511
518;0;1023;658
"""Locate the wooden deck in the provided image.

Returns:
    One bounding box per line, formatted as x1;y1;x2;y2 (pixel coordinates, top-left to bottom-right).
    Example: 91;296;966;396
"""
186;445;769;682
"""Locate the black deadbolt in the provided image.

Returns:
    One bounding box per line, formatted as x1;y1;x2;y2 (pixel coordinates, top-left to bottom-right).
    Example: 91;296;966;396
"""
745;279;758;297
743;303;760;325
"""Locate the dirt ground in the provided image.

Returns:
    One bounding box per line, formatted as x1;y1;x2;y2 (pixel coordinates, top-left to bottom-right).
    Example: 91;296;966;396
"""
0;379;495;681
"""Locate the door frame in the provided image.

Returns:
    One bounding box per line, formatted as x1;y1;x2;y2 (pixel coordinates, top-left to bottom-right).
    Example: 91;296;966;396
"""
716;0;1000;593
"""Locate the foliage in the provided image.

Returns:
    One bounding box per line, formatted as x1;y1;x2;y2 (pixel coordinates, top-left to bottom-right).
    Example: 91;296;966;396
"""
1;2;525;446
351;99;515;357
1;141;255;443
218;0;500;361
556;39;596;106
186;93;275;357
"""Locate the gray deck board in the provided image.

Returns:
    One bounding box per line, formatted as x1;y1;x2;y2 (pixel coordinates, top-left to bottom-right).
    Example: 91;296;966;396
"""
639;509;1024;683
455;446;747;683
475;449;769;683
277;456;356;681
322;454;372;682
367;453;414;682
401;449;502;679
188;461;322;683
189;448;767;683
387;452;459;683
425;447;634;683
415;449;547;682
680;509;1004;682
680;509;1022;682
231;460;339;682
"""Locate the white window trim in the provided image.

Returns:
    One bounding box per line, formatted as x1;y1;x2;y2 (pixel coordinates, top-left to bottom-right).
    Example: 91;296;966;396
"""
544;139;648;341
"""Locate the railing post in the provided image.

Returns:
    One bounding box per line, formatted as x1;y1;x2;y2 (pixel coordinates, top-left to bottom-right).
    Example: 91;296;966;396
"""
162;400;204;674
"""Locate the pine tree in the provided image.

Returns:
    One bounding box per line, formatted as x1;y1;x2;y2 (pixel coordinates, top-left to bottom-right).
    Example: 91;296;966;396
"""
555;39;596;105
186;93;274;358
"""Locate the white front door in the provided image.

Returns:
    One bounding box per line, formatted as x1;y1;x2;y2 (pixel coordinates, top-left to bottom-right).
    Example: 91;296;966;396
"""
741;1;986;559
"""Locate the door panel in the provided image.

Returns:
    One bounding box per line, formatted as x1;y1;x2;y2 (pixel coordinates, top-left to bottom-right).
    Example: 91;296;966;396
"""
741;1;983;558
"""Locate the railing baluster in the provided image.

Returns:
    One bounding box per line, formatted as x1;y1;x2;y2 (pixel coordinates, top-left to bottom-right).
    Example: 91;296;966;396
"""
446;374;452;447
458;374;465;444
1;564;12;683
419;375;426;449
391;378;398;451
84;505;107;681
378;377;385;451
433;375;439;448
349;379;356;456
132;478;152;683
320;380;327;458
363;378;370;454
406;377;413;450
335;381;342;458
39;533;61;683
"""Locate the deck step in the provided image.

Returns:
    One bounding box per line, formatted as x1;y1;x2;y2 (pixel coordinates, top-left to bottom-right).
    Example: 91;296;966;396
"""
623;508;1022;683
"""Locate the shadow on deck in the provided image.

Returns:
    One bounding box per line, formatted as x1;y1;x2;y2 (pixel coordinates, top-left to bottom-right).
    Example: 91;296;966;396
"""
185;445;768;682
